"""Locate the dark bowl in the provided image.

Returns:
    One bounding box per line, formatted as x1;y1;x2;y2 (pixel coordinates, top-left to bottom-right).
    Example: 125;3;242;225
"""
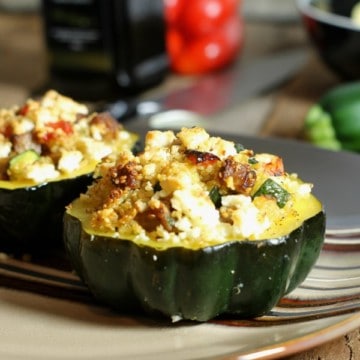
297;0;360;79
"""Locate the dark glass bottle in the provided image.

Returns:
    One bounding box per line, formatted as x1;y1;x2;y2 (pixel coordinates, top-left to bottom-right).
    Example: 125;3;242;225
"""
41;0;168;101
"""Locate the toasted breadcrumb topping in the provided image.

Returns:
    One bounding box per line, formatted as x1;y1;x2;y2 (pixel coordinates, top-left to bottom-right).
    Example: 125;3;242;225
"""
71;127;318;247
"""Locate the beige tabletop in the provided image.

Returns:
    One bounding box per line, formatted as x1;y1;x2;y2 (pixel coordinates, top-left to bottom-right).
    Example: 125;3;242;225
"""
0;7;359;360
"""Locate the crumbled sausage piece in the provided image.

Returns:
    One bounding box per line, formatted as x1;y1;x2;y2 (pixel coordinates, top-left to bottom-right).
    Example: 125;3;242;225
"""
110;161;141;189
12;132;41;154
136;200;174;232
90;112;121;141
219;157;256;194
264;156;284;176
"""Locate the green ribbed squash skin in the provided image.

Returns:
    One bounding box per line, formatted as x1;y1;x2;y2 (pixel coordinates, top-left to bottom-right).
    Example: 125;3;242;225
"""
0;174;92;253
63;211;325;322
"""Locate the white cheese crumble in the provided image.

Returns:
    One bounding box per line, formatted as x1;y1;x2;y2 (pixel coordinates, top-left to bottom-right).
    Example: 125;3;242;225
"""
58;150;83;173
26;163;59;183
221;195;271;238
12;118;34;135
172;188;220;228
76;138;112;161
0;138;11;158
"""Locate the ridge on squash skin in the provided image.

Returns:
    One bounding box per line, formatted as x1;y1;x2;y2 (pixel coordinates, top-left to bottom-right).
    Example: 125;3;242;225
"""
63;127;326;322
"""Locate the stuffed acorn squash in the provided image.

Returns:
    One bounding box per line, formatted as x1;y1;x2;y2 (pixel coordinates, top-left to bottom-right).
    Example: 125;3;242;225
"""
0;90;137;252
64;127;325;322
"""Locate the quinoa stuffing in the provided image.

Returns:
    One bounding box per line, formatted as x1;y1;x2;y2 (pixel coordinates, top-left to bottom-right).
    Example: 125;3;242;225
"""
0;90;137;185
69;127;321;248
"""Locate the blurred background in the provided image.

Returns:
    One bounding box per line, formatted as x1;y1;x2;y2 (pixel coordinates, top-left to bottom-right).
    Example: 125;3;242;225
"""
0;0;314;138
0;0;308;105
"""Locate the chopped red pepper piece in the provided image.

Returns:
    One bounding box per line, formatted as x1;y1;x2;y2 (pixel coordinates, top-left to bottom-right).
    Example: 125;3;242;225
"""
1;124;13;138
39;120;73;143
47;120;73;134
16;104;30;116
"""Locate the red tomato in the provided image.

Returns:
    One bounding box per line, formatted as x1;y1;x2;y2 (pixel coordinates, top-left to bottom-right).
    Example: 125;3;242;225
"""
180;0;239;37
166;28;185;61
163;0;184;26
171;15;243;74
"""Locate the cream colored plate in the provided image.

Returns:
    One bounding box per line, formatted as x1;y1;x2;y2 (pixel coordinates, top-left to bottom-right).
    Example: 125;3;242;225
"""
0;286;359;360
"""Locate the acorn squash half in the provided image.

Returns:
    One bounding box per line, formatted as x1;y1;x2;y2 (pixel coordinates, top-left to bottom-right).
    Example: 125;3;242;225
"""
0;90;138;253
63;127;326;322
